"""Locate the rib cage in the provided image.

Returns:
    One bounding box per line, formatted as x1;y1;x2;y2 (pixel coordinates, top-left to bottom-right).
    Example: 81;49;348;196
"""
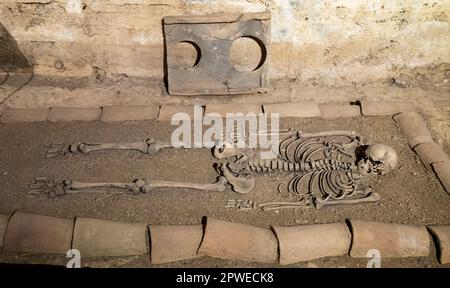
222;131;382;210
279;135;353;163
284;170;358;201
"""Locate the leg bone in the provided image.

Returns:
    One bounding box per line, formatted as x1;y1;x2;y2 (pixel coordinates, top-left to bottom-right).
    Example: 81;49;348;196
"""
140;176;227;193
46;139;173;158
62;176;228;195
63;179;144;194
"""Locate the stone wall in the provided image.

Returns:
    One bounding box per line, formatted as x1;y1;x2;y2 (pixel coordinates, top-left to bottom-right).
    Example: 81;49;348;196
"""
0;0;449;86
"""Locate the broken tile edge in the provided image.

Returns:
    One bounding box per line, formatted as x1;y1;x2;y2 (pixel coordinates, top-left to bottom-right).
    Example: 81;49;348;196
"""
413;142;450;172
318;103;362;118
0;212;13;249
48;107;103;123
157;105;205;122
263;102;322;118
360;101;416;116
100;105;160;122
393;111;435;148
0;108;51;123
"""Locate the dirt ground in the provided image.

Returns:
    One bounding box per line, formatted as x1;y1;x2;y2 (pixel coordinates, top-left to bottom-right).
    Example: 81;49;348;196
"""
0;116;449;268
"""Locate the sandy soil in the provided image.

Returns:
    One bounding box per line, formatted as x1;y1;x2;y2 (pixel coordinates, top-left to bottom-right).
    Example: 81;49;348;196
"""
0;116;449;268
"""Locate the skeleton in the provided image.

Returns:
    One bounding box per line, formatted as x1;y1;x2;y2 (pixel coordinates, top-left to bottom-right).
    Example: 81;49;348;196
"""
217;131;397;210
32;129;398;210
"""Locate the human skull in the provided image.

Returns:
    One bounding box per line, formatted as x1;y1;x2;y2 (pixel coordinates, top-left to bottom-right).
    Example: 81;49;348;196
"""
357;144;398;175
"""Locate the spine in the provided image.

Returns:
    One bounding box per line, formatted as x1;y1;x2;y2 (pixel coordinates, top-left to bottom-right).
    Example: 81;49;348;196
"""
245;158;353;173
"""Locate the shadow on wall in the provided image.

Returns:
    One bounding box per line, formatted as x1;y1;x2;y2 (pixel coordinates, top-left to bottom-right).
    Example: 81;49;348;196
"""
0;23;32;73
0;23;34;107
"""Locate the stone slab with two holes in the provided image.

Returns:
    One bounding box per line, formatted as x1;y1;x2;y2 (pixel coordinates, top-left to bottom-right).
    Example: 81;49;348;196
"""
164;12;271;96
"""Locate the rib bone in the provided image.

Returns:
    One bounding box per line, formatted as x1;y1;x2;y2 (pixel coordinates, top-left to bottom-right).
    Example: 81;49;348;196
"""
299;130;361;139
314;192;380;209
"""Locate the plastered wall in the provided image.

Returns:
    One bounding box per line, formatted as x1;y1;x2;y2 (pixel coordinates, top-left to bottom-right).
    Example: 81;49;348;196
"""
1;0;449;86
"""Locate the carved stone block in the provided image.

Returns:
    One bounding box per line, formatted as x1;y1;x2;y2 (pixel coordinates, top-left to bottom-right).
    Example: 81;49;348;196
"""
164;13;270;95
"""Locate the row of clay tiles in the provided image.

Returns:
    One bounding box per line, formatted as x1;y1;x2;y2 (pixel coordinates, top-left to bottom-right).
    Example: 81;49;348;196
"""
0;101;417;123
0;211;449;265
0;101;448;194
393;112;450;195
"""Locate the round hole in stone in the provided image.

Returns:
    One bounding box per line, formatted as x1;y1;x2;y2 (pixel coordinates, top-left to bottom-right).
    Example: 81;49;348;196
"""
172;41;201;67
230;36;266;72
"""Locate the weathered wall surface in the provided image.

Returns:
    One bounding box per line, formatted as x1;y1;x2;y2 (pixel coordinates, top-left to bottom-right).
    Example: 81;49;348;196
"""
0;0;449;86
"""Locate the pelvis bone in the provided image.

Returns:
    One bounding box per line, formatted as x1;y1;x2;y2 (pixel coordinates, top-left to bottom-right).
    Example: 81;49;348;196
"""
218;164;255;194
